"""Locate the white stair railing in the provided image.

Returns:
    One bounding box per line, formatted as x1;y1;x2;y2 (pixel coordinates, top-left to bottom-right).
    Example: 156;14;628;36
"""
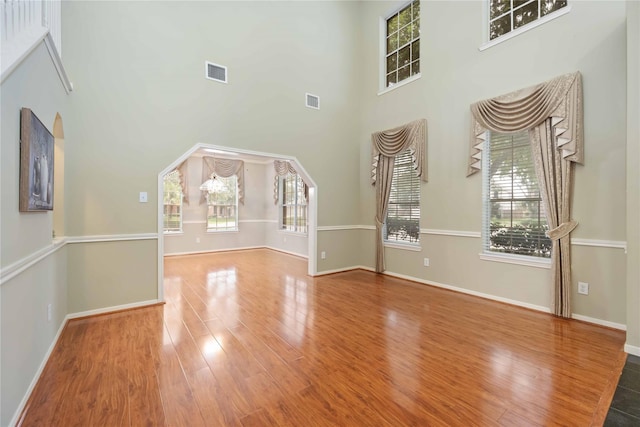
1;0;65;86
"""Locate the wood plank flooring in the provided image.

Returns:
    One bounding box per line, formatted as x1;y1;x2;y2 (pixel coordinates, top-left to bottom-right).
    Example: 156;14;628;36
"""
19;249;626;426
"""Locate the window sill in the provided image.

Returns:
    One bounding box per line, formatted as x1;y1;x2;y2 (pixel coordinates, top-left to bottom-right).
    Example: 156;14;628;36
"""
278;229;308;237
479;252;551;269
163;231;184;236
384;241;421;252
378;73;421;96
206;229;239;234
479;6;571;51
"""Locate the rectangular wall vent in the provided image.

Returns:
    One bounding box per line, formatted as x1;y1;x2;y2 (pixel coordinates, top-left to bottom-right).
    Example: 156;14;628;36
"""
205;61;227;83
305;93;320;110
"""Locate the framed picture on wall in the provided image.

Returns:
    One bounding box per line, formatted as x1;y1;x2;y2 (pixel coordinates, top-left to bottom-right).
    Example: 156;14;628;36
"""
19;108;54;212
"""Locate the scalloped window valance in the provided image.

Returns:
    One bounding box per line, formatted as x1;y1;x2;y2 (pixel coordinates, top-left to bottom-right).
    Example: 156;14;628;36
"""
467;71;583;176
200;157;245;205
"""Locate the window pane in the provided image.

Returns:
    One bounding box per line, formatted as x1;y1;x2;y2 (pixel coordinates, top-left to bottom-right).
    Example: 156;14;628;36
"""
163;171;182;232
514;1;539;29
399;24;412;47
412;0;420;19
385;150;420;243
397;64;410;82
412;17;420;39
541;0;567;16
490;14;511;40
386;53;398;74
485;130;550;258
490;0;511;20
207;176;238;231
398;6;411;28
387;14;399;35
411;60;420;76
387;72;397;87
411;40;420;62
398;45;411;68
387;34;398;53
514;0;533;8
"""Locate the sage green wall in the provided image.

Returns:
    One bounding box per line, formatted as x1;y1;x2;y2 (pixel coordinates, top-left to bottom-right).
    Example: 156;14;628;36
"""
0;43;69;426
358;1;628;322
62;1;363;307
626;0;640;351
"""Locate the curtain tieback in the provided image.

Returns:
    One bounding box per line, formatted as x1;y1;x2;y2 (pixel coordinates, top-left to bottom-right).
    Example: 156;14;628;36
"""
375;218;384;228
547;220;578;241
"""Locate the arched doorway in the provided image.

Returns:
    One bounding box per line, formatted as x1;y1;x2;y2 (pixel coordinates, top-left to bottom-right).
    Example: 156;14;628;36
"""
156;143;317;302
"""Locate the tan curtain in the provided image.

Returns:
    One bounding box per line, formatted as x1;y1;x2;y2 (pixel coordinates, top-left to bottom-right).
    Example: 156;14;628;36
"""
175;160;189;205
273;160;298;205
200;157;245;205
371;119;428;273
467;72;583;318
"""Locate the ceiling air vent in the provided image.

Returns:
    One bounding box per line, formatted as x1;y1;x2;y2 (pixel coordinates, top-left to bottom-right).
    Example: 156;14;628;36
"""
205;61;227;83
305;93;320;110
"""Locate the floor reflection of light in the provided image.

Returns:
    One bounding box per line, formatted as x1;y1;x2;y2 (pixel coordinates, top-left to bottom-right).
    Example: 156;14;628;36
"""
384;308;420;409
282;275;313;345
206;268;238;324
202;337;223;358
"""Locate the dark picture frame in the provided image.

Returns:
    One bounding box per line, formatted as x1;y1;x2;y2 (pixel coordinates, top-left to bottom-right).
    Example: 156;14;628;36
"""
19;108;54;212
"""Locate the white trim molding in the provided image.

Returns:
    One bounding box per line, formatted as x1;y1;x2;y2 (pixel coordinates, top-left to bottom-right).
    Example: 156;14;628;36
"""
421;229;481;238
9;314;68;427
67;299;161;319
0;238;66;286
479;252;552;269
625;344;640;357
571;238;627;251
66;233;158;244
571;314;626;331
165;246;266;257
317;225;375;231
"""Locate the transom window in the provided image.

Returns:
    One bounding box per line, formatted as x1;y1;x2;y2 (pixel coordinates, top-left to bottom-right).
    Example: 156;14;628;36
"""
385;0;420;88
163;171;182;233
281;174;307;234
206;176;238;232
489;0;568;41
385;150;420;244
483;130;551;258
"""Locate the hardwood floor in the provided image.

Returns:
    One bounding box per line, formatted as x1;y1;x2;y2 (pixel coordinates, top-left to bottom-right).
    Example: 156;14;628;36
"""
19;249;626;426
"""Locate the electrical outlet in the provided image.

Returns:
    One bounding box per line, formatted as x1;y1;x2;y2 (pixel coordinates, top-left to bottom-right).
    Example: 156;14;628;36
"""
578;282;589;295
196;237;200;243
321;251;326;259
423;258;430;267
47;303;52;322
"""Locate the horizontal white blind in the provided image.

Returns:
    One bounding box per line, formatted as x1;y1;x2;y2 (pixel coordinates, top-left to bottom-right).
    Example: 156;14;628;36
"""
282;174;307;233
385;150;420;243
482;130;551;258
207;176;238;231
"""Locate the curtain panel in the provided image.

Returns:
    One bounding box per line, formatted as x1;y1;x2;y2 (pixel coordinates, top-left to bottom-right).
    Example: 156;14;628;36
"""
467;71;583;318
200;157;245;205
273;160;308;205
371;118;428;273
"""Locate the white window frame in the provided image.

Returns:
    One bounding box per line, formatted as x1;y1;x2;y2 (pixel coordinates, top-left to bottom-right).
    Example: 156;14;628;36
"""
378;0;421;95
480;130;551;268
384;150;421;248
206;175;239;233
279;174;308;235
480;0;571;51
163;171;183;234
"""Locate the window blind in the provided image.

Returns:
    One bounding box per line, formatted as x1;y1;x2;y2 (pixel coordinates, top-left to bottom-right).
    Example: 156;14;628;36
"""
482;130;551;257
385;150;420;243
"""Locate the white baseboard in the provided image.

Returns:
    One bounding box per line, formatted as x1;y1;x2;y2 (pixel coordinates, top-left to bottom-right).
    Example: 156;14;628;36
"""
9;316;67;427
165;246;308;260
66;299;161;320
164;246;265;257
313;265;372;276
625;344;640;356
571;314;626;331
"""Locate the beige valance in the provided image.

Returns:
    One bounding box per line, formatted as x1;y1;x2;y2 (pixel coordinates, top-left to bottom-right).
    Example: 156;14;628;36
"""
175;160;189;205
200;157;245;204
467;71;583;176
372;118;428;184
273;160;308;205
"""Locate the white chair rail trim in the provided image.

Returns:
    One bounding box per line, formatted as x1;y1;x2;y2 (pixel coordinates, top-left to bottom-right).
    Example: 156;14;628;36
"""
0;233;158;286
